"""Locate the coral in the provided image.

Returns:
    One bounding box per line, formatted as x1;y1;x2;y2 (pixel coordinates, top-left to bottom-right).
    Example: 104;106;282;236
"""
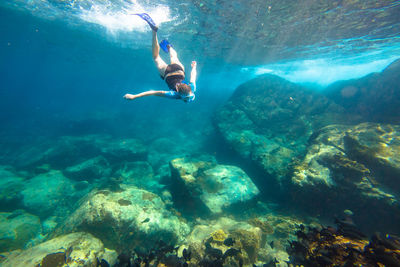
287;220;400;266
210;229;228;243
230;229;261;264
248;218;274;234
41;252;66;267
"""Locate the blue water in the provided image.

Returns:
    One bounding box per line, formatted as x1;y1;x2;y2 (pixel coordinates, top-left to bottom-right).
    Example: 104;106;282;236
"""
2;2;399;138
1;0;400;265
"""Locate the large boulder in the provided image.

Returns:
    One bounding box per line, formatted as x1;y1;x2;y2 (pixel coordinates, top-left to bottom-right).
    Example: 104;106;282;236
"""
21;170;77;218
325;58;400;123
0;210;41;252
0;166;25;211
290;122;400;233
58;185;190;251
1;232;117;267
169;156;260;215
214;74;355;187
63;156;112;181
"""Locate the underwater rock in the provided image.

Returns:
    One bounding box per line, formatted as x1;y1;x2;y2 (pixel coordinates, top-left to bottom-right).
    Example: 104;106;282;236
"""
21;170;77;218
290;122;400;233
114;161;162;192
42;216;59;235
12;135;147;170
184;217;264;265
0;210;41;252
97;137;147;164
73;180;90;191
0;232;117;267
0;166;25;211
214;74;355;188
343;123;400;193
170;156;259;215
13;135;102;169
325;58;400;123
64;156;111;181
58;185;190;251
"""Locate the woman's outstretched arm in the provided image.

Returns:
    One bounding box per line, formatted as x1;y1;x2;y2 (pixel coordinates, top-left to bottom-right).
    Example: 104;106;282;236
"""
190;61;197;91
124;90;166;100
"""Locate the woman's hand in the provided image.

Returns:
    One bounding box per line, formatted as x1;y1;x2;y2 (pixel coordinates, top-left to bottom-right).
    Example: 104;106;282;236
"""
123;94;136;100
191;61;197;68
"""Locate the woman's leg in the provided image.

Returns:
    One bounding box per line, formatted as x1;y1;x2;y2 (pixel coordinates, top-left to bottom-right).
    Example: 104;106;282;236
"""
169;47;185;72
152;31;167;76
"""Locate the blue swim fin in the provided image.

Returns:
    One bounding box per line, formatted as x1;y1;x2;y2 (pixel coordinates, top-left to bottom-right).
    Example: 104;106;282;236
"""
160;39;172;53
133;13;158;32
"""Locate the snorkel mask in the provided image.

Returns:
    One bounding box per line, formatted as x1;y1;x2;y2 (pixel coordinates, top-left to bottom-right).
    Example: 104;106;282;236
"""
176;81;195;102
182;93;195;102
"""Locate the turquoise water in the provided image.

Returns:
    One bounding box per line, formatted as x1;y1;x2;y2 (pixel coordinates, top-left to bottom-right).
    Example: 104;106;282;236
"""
1;1;400;266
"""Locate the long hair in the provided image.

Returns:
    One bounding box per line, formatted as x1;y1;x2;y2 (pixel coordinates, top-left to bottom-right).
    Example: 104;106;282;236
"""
176;83;192;95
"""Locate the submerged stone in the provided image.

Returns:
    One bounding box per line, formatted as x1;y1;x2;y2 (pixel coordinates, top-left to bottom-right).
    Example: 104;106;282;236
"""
113;161;160;192
214;74;355;189
98;137;147;164
185;217;263;265
1;232;117;267
64;156;111;181
0;210;41;252
21;170;76;218
170;156;259;215
290;122;400;233
0;166;24;211
58;185;190;251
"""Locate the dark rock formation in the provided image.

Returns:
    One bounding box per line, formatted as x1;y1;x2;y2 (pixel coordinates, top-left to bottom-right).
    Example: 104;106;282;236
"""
289;122;400;233
214;67;400;234
325;58;400;123
214;74;356;188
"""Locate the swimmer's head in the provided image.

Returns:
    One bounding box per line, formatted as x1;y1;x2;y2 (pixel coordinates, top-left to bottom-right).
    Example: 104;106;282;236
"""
176;83;192;96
